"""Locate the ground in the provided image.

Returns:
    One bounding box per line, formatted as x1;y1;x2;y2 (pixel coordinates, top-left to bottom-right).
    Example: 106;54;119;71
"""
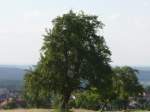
0;109;148;112
0;109;50;112
0;109;97;112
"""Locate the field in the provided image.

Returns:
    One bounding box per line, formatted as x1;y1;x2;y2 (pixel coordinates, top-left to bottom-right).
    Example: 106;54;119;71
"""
0;109;50;112
0;109;149;112
0;109;103;112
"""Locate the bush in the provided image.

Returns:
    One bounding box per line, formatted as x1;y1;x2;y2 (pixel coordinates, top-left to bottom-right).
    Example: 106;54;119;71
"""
70;89;100;110
3;102;17;109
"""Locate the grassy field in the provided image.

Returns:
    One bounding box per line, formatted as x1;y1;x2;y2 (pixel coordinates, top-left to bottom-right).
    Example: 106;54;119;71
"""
0;109;99;112
0;109;149;112
0;109;50;112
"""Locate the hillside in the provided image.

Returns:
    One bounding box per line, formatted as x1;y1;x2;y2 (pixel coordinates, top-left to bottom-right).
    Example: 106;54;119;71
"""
136;67;150;86
0;65;148;90
0;67;25;80
0;65;27;90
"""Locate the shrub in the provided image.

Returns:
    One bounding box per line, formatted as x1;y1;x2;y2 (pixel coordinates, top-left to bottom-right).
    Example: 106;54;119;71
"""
70;89;100;110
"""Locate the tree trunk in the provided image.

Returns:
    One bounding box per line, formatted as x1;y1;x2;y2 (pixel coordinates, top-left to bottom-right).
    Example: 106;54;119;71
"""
123;100;128;110
100;103;107;112
60;91;71;112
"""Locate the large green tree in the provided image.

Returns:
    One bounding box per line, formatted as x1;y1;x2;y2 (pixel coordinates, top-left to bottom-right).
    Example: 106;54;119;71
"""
24;11;112;112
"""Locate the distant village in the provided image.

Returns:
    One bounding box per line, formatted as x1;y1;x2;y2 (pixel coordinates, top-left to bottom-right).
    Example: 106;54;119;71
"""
0;88;25;108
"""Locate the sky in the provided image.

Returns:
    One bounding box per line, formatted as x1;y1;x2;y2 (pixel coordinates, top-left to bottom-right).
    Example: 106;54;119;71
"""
0;0;150;66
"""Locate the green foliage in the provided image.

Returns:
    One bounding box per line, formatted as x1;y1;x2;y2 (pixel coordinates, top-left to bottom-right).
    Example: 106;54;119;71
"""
70;88;100;110
113;66;143;99
24;10;112;111
23;10;145;112
23;68;51;108
112;66;144;109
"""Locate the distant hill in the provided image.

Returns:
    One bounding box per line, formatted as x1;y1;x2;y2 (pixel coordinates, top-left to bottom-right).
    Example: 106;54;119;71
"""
0;65;29;90
135;67;150;86
0;65;148;89
0;67;26;80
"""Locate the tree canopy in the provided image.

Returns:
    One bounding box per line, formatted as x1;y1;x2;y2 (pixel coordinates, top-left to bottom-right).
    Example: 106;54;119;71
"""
24;10;113;112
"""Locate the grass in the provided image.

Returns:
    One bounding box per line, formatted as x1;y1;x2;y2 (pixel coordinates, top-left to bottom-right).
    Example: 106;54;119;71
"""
0;109;51;112
0;109;149;112
0;109;98;112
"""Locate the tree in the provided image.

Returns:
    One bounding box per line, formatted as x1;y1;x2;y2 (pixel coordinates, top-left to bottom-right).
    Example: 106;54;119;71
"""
24;10;112;112
112;66;144;109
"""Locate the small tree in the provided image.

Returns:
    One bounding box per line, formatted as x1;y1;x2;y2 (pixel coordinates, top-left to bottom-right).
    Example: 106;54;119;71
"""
112;66;144;109
24;10;112;112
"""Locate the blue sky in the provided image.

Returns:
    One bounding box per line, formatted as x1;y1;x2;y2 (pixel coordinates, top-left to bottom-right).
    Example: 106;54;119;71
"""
0;0;150;66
